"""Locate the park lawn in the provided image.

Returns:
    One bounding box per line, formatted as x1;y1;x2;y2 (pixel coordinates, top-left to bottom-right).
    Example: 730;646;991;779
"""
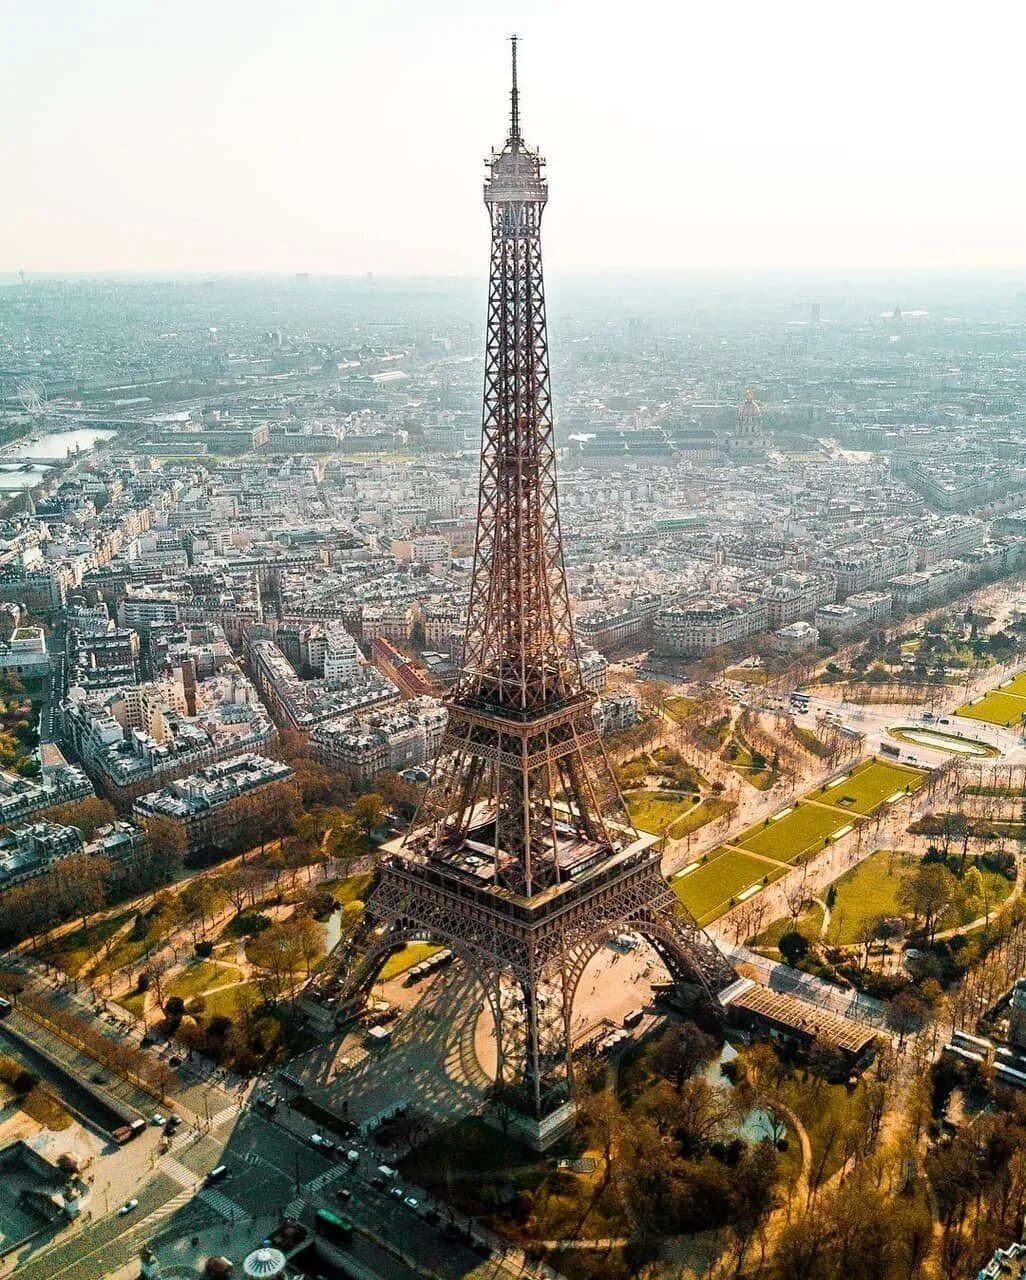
626;789;698;835
673;849;785;925
824;849;1017;945
198;981;263;1021
815;758;926;816
379;942;442;983
822;850;917;944
93;932;155;978
36;910;132;976
725;667;773;685
114;990;146;1019
664;696;700;722
326;872;375;906
666;796;727;840
749;903;826;952
724;737;777;791
957;690;1026;728
781;1075;864;1186
169;960;242;1002
737;802;859;864
1002;672;1026;698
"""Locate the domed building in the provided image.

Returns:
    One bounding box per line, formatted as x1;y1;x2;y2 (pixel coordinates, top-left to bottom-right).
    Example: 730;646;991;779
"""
731;389;768;459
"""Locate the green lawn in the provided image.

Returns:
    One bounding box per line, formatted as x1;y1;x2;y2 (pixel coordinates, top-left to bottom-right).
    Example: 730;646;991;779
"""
664;696;700;722
36;911;131;976
672;848;785;925
997;672;1026;697
957;689;1026;728
199;981;263;1020
379;942;442;982
725;667;774;685
326;872;375;906
816;758;926;816
749;903;826;952
737;802;859;863
726;740;777;790
114;990;146;1019
666;796;728;840
169;960;242;1002
821;851;916;944
626;789;698;835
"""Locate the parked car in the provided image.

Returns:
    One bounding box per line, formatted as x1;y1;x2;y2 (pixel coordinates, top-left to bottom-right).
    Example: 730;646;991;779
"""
118;1199;139;1216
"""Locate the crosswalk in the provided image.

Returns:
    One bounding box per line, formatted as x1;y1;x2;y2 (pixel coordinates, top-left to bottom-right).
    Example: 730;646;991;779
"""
285;1195;306;1220
302;1165;345;1195
209;1100;244;1129
198;1187;248;1222
160;1155;196;1189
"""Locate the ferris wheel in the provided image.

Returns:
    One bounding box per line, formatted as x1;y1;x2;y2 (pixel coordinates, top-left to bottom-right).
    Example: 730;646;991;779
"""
15;377;47;416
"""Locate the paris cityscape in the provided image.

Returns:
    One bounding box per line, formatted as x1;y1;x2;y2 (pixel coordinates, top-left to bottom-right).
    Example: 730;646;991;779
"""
2;6;1026;1280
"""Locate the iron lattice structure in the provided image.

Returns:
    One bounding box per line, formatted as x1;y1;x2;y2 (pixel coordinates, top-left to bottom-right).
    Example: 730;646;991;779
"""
344;40;735;1138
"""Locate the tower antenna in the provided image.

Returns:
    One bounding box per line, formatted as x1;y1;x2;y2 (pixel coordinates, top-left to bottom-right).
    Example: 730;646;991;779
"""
509;33;521;144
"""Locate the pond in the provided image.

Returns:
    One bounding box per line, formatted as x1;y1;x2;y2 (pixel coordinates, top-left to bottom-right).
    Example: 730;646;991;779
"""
8;428;118;460
892;726;995;757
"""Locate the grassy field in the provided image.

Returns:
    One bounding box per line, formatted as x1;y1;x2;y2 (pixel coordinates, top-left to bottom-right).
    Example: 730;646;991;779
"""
723;738;777;790
724;667;774;685
200;981;263;1020
750;903;826;951
957;689;1026;728
326;872;375;905
626;789;697;834
737;802;859;863
816;758;926;815
666;796;728;840
822;851;917;944
169;960;242;1002
673;849;785;924
36;911;132;976
379;941;442;983
664;696;700;721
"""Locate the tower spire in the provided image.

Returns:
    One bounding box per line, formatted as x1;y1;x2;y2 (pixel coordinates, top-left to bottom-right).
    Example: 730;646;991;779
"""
509;33;521;144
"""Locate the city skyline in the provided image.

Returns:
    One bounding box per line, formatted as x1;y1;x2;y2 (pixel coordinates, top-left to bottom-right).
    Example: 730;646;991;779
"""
3;0;1025;275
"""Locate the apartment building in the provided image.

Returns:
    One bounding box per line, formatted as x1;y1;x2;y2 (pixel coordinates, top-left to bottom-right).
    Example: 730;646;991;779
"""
654;597;769;657
309;699;448;785
132;754;293;857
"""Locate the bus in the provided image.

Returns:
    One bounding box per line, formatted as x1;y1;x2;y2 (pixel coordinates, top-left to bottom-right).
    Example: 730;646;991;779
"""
789;692;810;713
880;742;900;758
315;1208;355;1243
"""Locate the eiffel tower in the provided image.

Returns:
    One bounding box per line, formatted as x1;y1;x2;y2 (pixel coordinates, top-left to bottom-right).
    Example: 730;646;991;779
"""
342;39;735;1148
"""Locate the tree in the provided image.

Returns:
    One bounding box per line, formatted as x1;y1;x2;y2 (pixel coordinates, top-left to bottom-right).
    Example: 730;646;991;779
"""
51;796;117;840
181;878;228;940
887;989;928;1046
899;863;956;941
650;1022;719;1094
351;793;384;839
778;929;811;966
144;815;187;876
223;866;265;915
51;854;111;929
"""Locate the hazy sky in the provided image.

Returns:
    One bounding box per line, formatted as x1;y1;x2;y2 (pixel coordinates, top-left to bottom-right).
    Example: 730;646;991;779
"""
3;0;1025;276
